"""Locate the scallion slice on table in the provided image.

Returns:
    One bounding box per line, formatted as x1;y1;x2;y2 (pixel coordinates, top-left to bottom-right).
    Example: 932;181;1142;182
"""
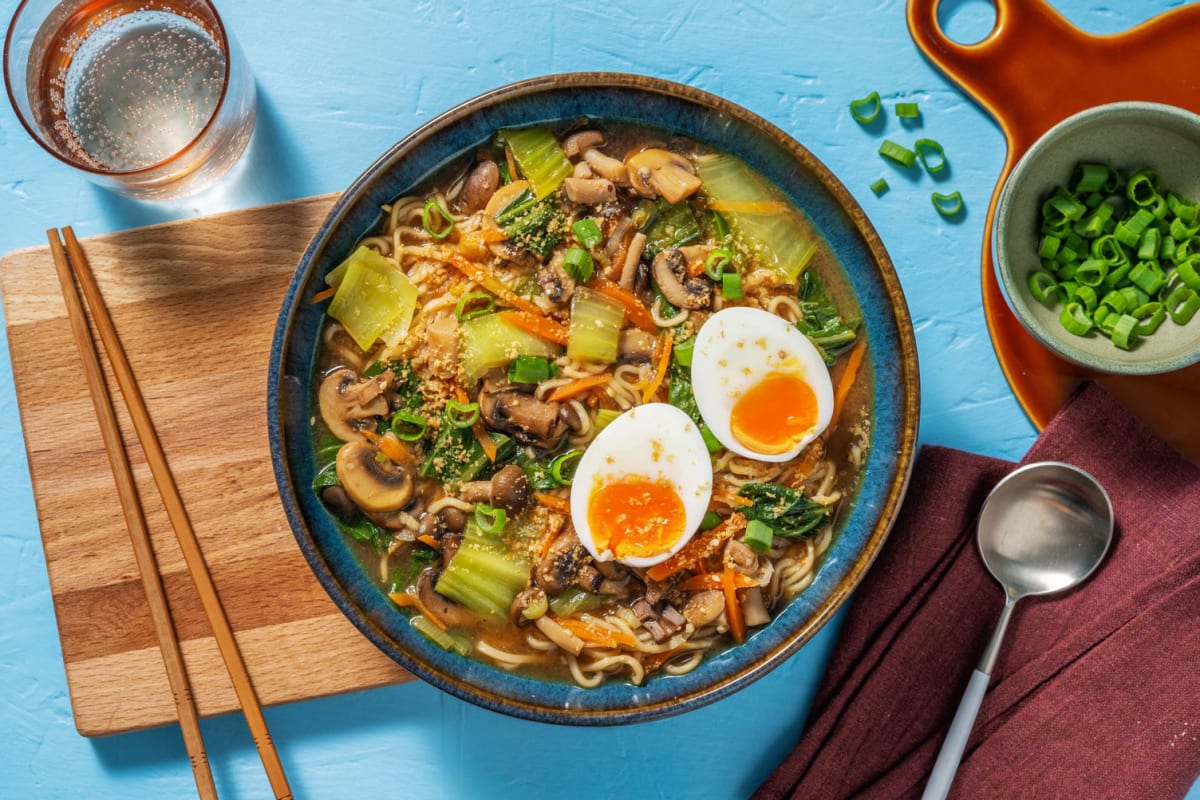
895;101;920;119
932;191;964;217
914;138;947;174
879;139;917;168
870;178;889;197
849;91;882;124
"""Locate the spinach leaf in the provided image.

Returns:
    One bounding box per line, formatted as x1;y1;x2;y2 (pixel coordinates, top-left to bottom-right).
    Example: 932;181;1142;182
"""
737;482;831;538
795;271;858;364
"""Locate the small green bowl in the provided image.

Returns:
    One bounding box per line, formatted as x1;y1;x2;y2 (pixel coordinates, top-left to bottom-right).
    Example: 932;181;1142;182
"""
994;101;1200;375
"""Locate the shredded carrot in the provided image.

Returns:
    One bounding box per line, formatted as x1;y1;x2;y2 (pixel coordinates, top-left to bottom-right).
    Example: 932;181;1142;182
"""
311;286;337;303
534;491;572;514
720;566;745;643
709;491;752;510
640;329;674;403
410;593;448;631
832;339;867;425
388;591;419;608
588;277;657;332
438;248;546;317
678;570;758;593
453;385;497;461
552;616;638;649
645;513;747;582
547;373;611;403
417;534;442;552
360;428;410;465
707;199;791;215
643;644;686;673
497;310;569;345
604;227;635;282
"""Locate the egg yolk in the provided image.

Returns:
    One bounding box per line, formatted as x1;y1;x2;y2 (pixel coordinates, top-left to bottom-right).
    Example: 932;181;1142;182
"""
587;476;687;559
729;371;818;454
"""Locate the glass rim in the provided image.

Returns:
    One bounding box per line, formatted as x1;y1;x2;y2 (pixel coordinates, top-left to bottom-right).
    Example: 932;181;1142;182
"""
3;0;236;178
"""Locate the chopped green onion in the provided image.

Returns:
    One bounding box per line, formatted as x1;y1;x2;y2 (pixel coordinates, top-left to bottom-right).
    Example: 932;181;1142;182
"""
422;199;455;239
672;335;696;367
1166;286;1200;324
1127;169;1159;206
1178;256;1200;290
879;139;917;168
572;218;603;250
1028;270;1058;305
721;271;743;300
446;399;481;429
1060;302;1094;336
700;511;722;531
562;247;595;283
410;614;471;655
1132;301;1166;335
455;291;495;321
1071;164;1110;195
703;248;735;281
507;354;556;384
1038;235;1061;259
849;91;882;124
474;503;508;535
895;101;920;119
1110;314;1139;350
549;450;583;486
1074;259;1107;287
932;191;964;217
914;138;947;174
744;519;775;554
870;178;890;197
390;411;428;442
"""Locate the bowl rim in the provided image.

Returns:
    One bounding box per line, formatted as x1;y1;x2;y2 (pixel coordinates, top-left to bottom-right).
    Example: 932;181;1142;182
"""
268;71;920;724
993;100;1200;376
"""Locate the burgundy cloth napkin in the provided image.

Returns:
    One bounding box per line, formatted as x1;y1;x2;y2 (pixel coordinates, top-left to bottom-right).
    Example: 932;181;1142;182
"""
755;382;1200;800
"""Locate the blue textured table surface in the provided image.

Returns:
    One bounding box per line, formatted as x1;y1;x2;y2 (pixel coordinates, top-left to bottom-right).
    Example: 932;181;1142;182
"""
1;1;1195;798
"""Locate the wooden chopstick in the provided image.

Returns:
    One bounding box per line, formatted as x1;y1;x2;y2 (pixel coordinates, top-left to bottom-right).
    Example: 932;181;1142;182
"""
47;230;218;800
50;227;293;800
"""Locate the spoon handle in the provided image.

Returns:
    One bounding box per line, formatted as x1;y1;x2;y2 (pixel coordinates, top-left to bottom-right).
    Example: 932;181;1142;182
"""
921;669;991;800
921;596;1018;800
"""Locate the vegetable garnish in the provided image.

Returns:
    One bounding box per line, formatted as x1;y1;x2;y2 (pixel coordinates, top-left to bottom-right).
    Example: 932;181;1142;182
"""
533;491;572;514
895;101;920;119
870;178;890;197
737;482;831;538
677;570;758;592
720;566;745;643
546;373;611;403
507;354;557;384
572;218;603;249
422;199;455;239
721;270;743;300
879;139;917;168
435;247;546;317
454;291;495;321
390;410;428;442
1027;162;1200;349
562;246;595;282
932;191;965;217
588;277;657;332
474;503;508;534
703;248;735;281
744;519;775;553
849;91;882;124
914;138;947;174
549;450;583;486
497;309;570;345
640;328;675;403
446;399;482;429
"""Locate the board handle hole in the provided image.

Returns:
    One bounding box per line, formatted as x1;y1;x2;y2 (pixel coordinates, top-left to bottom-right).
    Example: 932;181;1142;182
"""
937;0;997;45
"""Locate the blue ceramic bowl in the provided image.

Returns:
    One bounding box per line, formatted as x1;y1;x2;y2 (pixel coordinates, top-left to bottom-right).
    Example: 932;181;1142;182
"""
268;73;919;725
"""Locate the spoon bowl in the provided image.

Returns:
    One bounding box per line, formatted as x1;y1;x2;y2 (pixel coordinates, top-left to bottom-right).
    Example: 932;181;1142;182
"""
922;461;1113;800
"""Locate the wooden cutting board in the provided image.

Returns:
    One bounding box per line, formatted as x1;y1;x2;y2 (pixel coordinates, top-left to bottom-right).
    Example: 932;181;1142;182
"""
0;194;414;738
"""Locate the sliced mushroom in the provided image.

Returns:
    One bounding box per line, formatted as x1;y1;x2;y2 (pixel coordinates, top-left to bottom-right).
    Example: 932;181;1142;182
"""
625;148;702;203
319;368;390;442
618;328;656;362
562;129;605;158
417;568;478;628
536;250;576;305
682;590;725;628
535;528;591;593
583;148;629;185
319;485;358;521
563;177;617;206
335;440;415;513
458;465;531;517
724;539;759;574
478;377;570;450
741;587;771;627
619;231;648;291
571;161;595;179
652;248;711;310
459;160;500;213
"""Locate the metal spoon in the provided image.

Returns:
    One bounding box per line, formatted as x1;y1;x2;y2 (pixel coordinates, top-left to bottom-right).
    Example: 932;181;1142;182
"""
921;461;1114;800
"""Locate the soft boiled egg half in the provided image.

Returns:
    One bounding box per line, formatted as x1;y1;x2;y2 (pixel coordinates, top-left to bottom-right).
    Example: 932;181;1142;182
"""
692;306;834;463
570;403;713;568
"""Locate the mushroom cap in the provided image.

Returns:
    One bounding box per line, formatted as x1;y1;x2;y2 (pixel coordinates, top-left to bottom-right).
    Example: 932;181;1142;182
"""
652;248;712;310
625;148;702;204
335;440;415;513
319;368;389;443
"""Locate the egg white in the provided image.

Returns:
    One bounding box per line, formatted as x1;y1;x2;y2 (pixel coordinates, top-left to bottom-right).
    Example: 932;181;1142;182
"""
691;306;834;463
569;403;713;568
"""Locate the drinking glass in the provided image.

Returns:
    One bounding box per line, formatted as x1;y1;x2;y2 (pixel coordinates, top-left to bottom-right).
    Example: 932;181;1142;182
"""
4;0;256;200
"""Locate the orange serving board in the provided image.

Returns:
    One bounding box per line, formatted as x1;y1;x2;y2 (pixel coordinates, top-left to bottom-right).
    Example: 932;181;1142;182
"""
908;0;1200;461
0;195;413;737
